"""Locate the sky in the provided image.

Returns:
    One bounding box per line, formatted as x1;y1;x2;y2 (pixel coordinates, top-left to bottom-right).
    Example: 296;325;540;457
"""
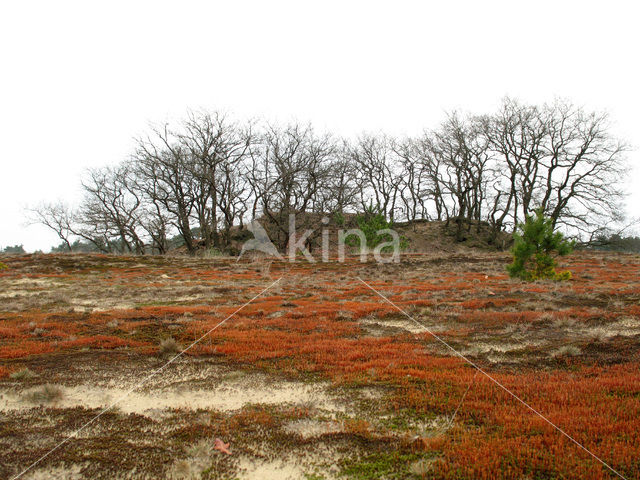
0;0;638;252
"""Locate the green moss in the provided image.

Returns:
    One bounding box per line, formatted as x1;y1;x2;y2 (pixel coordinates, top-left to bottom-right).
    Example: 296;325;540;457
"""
380;413;411;431
304;474;327;480
339;452;425;479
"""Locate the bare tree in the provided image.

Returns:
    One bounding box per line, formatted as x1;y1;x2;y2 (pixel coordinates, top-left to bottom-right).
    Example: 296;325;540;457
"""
178;111;254;249
216;157;251;246
482;99;547;236
483;98;629;239
30;104;630;254
315;149;359;216
29;202;76;251
134;124;198;253
251;123;335;250
394;134;456;223
347;134;404;220
538;100;628;235
78;164;146;253
421;114;492;240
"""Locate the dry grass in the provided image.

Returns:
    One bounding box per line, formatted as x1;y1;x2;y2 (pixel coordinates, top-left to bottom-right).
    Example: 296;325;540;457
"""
550;345;582;357
31;328;47;337
409;458;435;477
10;368;37;380
166;439;215;480
23;384;64;404
159;337;181;355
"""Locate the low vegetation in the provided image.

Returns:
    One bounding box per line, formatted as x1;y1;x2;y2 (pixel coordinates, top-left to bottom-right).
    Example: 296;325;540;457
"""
23;384;64;404
9;367;37;380
0;252;639;479
158;337;181;355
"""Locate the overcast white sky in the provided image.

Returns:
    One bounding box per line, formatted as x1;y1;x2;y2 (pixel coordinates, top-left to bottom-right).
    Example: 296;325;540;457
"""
1;0;638;251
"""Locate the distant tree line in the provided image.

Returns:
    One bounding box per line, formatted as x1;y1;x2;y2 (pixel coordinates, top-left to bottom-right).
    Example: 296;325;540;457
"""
1;245;26;254
588;234;640;253
32;98;631;254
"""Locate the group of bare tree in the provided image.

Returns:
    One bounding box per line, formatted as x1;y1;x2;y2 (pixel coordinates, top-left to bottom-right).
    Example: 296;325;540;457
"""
32;98;630;254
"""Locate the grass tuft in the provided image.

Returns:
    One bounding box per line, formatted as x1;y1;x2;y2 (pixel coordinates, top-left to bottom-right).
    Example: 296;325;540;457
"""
23;384;64;404
10;368;37;380
159;337;181;355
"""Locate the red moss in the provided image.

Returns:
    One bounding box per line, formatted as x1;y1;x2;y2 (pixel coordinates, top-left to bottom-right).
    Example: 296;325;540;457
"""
2;252;639;477
0;341;55;359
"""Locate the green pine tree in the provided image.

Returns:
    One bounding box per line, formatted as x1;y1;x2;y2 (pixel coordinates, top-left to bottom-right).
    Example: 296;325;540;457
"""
507;209;574;281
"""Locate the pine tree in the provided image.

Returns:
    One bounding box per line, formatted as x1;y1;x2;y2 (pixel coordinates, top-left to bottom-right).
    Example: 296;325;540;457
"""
507;209;574;281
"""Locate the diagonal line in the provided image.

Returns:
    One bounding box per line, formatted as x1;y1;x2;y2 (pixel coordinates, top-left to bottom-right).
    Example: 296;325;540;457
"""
356;276;627;480
11;276;283;480
447;369;478;428
360;287;477;430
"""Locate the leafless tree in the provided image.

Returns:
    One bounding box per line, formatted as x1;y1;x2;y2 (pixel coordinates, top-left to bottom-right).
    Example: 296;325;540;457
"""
178;111;254;249
251;123;335;250
394;135;456;223
316;152;359;215
78;164;146;253
419;114;492;240
29;202;76;251
29;103;630;254
483;98;629;239
346;134;404;220
482;99;547;237
134;124;198;253
216;157;252;246
538;100;628;234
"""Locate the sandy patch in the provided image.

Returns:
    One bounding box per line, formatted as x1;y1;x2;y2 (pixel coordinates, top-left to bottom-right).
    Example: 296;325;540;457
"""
378;413;451;437
237;459;309;480
283;419;342;439
0;289;32;298
166;438;342;480
9;278;65;287
1;374;343;415
358;316;440;336
463;340;541;356
166;439;218;480
580;317;640;339
0;278;65;299
237;447;341;480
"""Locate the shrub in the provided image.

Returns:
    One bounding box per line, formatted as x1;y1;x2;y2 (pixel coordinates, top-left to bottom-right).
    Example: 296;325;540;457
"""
201;248;224;258
347;205;408;253
507;209;574;281
24;384;64;404
0;261;7;270
159;337;181;355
